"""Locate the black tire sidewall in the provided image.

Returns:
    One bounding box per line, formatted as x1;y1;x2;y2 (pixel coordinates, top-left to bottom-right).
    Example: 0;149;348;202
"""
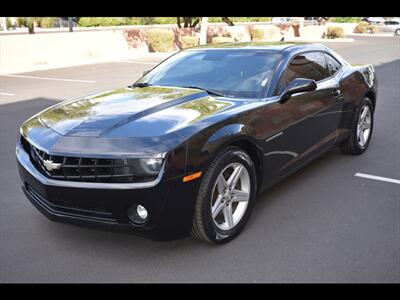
201;148;257;244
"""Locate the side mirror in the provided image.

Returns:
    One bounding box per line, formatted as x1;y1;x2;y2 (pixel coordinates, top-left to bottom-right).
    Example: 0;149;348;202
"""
142;70;150;76
280;78;317;103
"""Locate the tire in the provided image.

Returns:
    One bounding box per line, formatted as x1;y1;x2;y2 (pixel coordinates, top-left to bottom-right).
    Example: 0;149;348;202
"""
191;146;257;244
340;97;374;155
395;29;400;36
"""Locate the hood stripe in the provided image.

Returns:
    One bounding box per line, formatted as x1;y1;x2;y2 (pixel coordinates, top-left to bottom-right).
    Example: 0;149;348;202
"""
99;91;208;136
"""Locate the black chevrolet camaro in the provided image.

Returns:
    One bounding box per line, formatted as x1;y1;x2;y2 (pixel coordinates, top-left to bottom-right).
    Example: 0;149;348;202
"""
16;42;377;243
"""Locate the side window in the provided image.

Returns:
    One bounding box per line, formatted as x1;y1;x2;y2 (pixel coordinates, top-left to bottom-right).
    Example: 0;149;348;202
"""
325;53;342;76
277;52;330;94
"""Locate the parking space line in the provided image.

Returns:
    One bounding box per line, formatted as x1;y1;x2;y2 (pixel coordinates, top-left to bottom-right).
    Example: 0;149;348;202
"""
117;60;158;65
0;92;15;96
3;74;96;83
355;172;400;185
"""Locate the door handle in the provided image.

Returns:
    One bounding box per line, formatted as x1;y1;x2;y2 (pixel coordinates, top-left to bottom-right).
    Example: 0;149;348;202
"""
332;89;341;97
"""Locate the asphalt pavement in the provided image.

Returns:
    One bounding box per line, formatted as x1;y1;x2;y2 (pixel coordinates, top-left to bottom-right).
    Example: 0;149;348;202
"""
0;35;399;283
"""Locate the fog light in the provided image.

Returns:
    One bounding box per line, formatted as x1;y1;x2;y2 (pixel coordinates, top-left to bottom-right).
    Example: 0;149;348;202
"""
127;204;148;225
137;205;148;220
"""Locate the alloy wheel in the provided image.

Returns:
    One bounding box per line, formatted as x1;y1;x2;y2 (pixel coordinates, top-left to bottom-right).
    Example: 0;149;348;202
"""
357;105;372;147
210;162;250;230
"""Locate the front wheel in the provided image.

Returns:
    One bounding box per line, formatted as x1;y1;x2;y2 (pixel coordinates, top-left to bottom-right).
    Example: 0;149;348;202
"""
395;29;400;36
191;147;257;244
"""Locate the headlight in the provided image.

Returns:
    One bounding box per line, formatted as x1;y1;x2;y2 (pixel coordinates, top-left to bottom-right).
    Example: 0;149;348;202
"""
128;157;164;177
138;158;164;175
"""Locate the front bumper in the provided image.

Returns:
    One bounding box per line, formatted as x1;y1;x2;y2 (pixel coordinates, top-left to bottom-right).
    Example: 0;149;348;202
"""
16;142;201;241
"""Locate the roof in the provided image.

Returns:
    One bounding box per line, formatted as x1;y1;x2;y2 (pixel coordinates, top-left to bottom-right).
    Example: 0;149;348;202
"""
186;42;331;55
188;41;310;52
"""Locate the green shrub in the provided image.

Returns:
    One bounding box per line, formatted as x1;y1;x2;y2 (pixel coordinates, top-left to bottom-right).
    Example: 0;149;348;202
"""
353;21;369;33
139;17;155;25
353;21;379;34
330;17;362;23
208;17;272;23
147;29;175;52
122;17;144;25
73;17;275;28
211;37;235;44
137;17;176;25
13;17;56;29
250;28;264;41
74;17;92;26
16;17;27;27
208;17;222;23
326;26;344;39
34;17;42;27
244;17;272;22
77;17;177;27
39;17;56;28
180;36;199;49
78;17;127;27
6;18;11;29
153;17;176;24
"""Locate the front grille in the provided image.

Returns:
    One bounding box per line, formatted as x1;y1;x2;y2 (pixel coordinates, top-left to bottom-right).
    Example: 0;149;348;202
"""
25;183;116;222
21;136;157;183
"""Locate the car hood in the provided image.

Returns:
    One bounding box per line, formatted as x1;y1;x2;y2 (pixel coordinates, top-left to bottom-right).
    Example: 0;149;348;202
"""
38;86;235;138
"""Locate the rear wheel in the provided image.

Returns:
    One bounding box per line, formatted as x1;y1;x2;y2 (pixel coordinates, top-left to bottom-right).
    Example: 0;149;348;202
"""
340;97;374;155
191;147;257;244
395;29;400;36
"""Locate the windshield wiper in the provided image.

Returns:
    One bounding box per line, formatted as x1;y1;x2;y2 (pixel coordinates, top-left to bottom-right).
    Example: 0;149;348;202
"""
181;86;225;97
130;83;224;96
130;82;152;88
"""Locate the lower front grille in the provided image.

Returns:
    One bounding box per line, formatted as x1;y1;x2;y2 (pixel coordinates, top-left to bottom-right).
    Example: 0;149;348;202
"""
25;183;116;222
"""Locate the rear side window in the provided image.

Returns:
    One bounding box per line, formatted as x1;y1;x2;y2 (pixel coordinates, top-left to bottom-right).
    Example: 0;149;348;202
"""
277;51;330;94
325;53;342;76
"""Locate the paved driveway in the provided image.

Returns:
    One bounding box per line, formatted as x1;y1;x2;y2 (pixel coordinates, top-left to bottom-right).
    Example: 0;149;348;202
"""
0;35;399;283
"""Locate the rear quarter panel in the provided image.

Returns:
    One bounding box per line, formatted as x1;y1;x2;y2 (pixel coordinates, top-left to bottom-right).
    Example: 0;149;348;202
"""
337;64;377;136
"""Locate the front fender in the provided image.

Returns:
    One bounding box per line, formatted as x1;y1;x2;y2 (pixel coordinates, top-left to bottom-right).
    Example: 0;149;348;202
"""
202;123;257;154
184;123;258;175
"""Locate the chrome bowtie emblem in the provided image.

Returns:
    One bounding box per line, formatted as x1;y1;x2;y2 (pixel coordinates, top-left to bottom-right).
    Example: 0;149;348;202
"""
43;159;62;171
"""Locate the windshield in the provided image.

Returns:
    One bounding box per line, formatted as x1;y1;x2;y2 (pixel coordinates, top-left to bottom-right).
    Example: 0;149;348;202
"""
136;49;281;99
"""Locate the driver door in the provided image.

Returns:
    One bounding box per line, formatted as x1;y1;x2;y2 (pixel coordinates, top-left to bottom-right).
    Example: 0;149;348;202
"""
259;51;343;186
